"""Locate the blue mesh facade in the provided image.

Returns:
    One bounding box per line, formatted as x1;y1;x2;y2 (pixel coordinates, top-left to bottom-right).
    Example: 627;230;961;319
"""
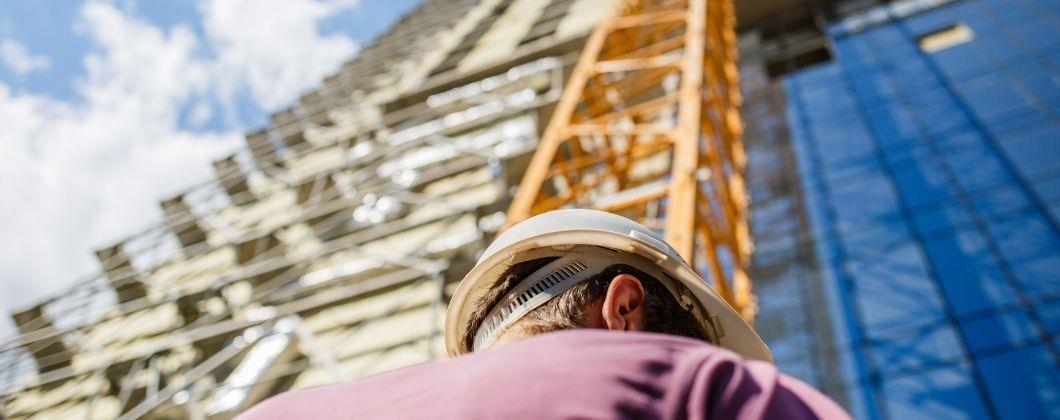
775;0;1060;418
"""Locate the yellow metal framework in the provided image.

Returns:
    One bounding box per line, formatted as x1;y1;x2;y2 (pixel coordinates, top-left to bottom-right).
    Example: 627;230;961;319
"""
507;0;755;320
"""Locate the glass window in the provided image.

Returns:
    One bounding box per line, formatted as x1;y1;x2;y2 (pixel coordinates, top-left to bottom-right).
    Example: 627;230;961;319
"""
879;364;992;419
1032;175;1060;203
928;41;993;80
913;202;973;235
941;142;1014;192
866;105;922;149
1046;48;1060;71
869;323;966;373
890;59;937;91
829;174;903;229
1008;253;1060;297
997;121;1060;179
1050;203;1060;230
984;105;1051;138
810;119;875;165
795;62;844;87
1049;95;1060;113
1007;62;1060;104
958;309;1041;352
807;97;860;120
988;0;1040;27
910;96;967;136
802;87;857;120
1005;17;1060;52
801;75;858;116
921;230;1019;315
977;345;1060;419
943;1;985;23
1036;299;1060;334
848;243;948;332
823;157;883;186
884;141;930;170
974;24;1028;62
783;8;1060;416
890;159;958;208
887;127;972;169
933;126;982;151
850;70;901;107
1039;0;1060;15
957;75;1036;123
842;219;911;254
969;185;1034;220
985;214;1060;265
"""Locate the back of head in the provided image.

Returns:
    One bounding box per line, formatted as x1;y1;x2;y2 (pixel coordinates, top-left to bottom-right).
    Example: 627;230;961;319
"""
444;209;772;362
462;257;711;351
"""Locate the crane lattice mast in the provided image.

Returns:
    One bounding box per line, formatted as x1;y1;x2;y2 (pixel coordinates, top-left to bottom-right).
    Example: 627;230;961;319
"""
506;0;756;320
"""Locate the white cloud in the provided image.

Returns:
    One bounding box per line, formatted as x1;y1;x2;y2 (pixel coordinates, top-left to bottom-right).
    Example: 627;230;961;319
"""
0;38;52;76
0;0;362;321
202;0;359;112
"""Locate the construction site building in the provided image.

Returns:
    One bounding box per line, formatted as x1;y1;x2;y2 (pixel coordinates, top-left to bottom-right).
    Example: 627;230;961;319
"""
2;0;1058;418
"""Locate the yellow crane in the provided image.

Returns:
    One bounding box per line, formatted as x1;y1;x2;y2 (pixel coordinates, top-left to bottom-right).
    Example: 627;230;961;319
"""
506;0;756;321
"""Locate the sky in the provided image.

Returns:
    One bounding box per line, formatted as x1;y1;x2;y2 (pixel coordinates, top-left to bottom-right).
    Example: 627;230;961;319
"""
0;0;421;334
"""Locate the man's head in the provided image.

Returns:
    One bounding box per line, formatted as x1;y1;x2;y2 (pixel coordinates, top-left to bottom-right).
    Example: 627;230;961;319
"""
444;209;772;361
462;257;711;351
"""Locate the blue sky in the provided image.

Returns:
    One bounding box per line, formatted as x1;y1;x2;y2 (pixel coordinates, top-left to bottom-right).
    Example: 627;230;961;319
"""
0;0;419;128
0;0;420;332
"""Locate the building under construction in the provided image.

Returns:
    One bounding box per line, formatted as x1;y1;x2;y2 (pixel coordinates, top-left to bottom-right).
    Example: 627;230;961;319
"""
3;0;1059;418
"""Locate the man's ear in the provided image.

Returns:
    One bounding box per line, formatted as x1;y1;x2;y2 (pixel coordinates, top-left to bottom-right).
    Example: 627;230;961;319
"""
601;274;646;332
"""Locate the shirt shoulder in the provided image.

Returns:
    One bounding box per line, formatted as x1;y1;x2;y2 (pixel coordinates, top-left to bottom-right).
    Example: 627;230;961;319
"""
238;330;848;420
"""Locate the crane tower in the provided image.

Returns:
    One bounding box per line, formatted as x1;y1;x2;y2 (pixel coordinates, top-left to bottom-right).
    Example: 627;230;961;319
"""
507;0;756;320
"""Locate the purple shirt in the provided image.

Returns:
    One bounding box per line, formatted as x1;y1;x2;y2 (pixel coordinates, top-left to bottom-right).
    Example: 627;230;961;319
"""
240;330;849;419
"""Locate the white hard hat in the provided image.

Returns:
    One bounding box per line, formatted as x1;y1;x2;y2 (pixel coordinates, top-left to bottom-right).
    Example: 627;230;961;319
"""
444;208;772;362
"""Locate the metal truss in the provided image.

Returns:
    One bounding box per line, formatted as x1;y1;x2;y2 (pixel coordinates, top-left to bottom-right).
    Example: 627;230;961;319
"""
507;0;756;320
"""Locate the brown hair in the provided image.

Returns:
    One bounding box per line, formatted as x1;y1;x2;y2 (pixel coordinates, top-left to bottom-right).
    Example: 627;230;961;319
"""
463;257;710;351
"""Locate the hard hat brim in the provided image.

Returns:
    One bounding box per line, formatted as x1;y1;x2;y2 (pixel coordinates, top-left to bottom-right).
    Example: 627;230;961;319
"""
444;228;773;362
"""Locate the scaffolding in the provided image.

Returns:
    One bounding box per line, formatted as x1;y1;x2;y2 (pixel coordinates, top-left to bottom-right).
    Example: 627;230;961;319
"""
0;0;764;417
0;0;609;417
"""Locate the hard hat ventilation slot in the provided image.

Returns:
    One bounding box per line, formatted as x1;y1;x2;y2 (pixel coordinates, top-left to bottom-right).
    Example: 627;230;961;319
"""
475;259;593;350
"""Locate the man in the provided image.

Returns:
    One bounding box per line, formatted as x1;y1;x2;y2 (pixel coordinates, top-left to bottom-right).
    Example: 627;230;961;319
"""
241;209;848;419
